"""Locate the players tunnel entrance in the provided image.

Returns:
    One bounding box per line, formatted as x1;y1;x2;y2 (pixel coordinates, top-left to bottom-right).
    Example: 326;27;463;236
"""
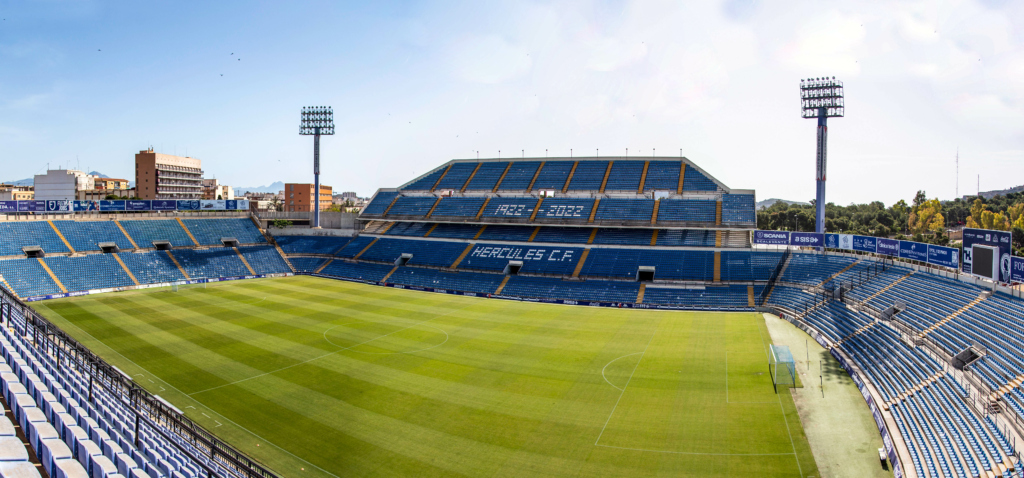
221;237;239;247
504;261;522;276
395;253;412;266
636;266;655;282
98;242;120;254
152;241;171;251
22;246;44;258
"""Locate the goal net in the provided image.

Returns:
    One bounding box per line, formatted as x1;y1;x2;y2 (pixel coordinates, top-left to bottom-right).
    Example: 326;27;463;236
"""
170;280;206;292
769;344;796;392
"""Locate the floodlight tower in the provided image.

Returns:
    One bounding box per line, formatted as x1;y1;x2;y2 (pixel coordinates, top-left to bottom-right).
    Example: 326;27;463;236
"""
800;77;844;234
299;106;334;228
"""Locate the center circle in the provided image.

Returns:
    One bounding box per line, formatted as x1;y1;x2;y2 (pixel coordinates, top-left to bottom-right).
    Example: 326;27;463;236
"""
323;322;448;355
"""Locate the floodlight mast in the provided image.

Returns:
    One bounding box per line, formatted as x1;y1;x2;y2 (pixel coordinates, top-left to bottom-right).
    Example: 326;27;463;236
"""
299;106;335;228
800;77;844;235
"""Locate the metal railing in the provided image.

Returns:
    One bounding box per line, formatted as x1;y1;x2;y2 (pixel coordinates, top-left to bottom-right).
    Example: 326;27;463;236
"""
0;286;280;478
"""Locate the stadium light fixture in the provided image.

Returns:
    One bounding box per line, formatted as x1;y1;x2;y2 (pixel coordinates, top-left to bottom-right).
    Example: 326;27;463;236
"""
299;106;334;228
800;77;844;235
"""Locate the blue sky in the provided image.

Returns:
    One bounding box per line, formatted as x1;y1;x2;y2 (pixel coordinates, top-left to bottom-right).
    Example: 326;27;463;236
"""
2;1;1022;205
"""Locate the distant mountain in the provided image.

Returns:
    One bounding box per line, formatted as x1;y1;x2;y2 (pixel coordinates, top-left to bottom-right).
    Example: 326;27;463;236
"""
89;171;109;178
235;181;285;195
756;198;810;210
972;185;1024;200
2;178;33;186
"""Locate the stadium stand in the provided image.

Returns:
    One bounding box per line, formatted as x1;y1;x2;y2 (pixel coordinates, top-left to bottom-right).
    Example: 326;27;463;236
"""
119;220;194;248
44;255;136;292
530;161;574;190
288;257;329;273
362;191;399;215
0;259;62;298
274;235;352;255
496;161;541;191
434;163;479;190
566;161;608;191
181;218;267;245
0;222;70;256
464;162;509;191
171;248;251;279
238;246;292;275
602;161;644;191
386;196;438;217
430;197;486;218
593;199;654;222
52;220;135;252
643;161;681;191
118;251;187;285
656;199;717;223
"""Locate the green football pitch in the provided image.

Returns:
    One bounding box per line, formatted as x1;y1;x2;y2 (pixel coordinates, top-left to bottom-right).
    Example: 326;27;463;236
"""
32;275;819;477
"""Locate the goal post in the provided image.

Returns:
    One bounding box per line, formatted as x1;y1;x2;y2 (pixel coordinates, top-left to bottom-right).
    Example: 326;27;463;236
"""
768;344;796;393
170;280;206;292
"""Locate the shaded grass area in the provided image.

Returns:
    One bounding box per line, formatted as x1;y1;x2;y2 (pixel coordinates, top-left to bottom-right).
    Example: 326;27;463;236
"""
764;313;893;478
32;276;819;477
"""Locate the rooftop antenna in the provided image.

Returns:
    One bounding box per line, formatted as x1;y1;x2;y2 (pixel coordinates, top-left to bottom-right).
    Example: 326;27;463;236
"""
626;148;628;157
955;147;959;199
522;149;524;158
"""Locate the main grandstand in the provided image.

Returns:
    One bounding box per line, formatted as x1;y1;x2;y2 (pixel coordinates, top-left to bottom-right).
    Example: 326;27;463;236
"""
0;156;1020;477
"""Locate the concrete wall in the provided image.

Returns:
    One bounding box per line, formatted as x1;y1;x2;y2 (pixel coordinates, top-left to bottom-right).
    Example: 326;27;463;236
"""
258;211;360;230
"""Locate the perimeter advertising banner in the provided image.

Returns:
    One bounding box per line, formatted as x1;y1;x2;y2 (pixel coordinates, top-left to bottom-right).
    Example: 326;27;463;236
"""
45;200;72;213
962;228;1012;282
852;235;877;253
152;200;177;211
0;199;249;213
898;241;929;262
99;200;126;212
73;201;99;212
125;200;151;211
0;201;18;213
1011;257;1024;283
753;230;790;245
876;238;899;256
789;232;823;247
176;200;201;210
824;233;854;250
927;244;959;269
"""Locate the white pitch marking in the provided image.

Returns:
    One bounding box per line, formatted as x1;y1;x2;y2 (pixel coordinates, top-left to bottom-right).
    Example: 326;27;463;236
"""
601;352;644;392
595;328;658;446
595;444;796;456
45;308;342;478
201;412;210;418
214;421;222;428
185;406;195;409
321;323;448;355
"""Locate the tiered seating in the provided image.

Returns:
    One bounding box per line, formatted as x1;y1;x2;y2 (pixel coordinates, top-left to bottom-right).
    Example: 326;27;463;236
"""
464;162;508;191
401;168;446;191
682;167;718;191
643;161;681;191
459;243;583;275
594;199;654;222
238;246;292;275
501;276;639;303
434;163;479;190
0;259;62;298
496;162;541;191
778;253;857;286
0;222;70;256
531;161;574;190
52;221;134;251
120;220;193;248
274;235;351;255
117;251;186;284
319;261;393;282
643;285;757;309
483;197;538;220
386;196;437;217
171;248;250;279
719;251;783;281
0;308;238;478
363;191;399;215
566;161;608;190
580;249;714;280
532;227;592;244
535;198;594;222
359;238;467;267
592;229;652;245
44;255;135;292
335;237;377;258
721;194;755;225
476;225;534;242
656;199;717;223
386;268;504;294
430;197;486;218
182;218;266;245
385;222;433;237
655;229;716;247
603;162;644;191
288;257;328;273
427;224;481;239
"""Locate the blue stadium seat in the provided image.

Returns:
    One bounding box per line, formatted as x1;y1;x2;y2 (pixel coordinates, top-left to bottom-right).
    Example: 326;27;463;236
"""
682;166;718;191
289;257;328;273
458;243;583;275
655;229;715;247
534;198;594;222
476;225;535;242
532;227;592;244
119;220;192;248
603;161;644;191
52;221;134;252
656;199;717;223
44;255;135;292
117;251;186;284
643;161;681;191
362;191;399;215
384;222;434;237
580;249;714;280
0;259;62;298
482;197;539;220
181;218;266;245
386;268;503;294
566;161;609;191
592;228;653;245
360;238;468;268
238;246;291;275
434;163;479;190
428;224;482;239
502;276;639;303
0;223;70;256
464;162;509;191
171;248;251;279
386;196;437;217
319;261;393;281
430;197;486;218
531;162;574;190
721;194;755;225
401;168;447;191
496;162;541;191
275;235;352;255
594;199;654;222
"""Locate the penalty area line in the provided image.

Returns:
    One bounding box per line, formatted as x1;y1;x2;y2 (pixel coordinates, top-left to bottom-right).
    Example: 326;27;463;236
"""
595;444;795;456
594;327;658;446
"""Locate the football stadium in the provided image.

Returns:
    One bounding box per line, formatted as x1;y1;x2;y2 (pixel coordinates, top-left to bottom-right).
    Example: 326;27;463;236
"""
0;154;1021;478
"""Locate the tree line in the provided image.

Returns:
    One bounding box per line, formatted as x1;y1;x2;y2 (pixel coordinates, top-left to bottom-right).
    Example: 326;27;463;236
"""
756;191;1024;255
